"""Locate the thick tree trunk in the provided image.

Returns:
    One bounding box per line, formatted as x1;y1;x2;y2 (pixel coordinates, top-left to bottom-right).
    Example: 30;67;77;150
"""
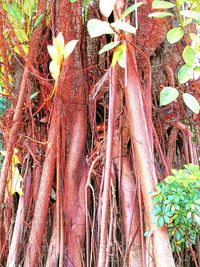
125;45;175;267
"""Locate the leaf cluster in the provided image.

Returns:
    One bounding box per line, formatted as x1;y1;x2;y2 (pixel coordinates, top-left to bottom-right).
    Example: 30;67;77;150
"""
150;0;200;84
153;164;200;252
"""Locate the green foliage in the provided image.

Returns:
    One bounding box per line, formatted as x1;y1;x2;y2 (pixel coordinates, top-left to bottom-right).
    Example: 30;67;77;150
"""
160;87;200;114
150;0;200;115
0;97;8;115
153;164;200;252
166;27;184;44
112;44;126;68
87;19;114;38
87;1;144;69
178;64;194;84
180;10;200;21
160;87;179;105
148;12;174;18
120;2;145;20
0;0;46;95
2;0;41;43
99;42;120;55
150;0;200;86
183;93;200;114
152;1;175;9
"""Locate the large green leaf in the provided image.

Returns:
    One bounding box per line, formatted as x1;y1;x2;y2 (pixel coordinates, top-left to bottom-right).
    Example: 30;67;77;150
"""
87;19;114;38
111;21;136;34
99;42;120;55
120;2;145;20
182;45;196;66
160;87;179;106
99;0;117;18
148;12;174;18
183;93;200;114
152;1;175;9
166;27;184;44
178;64;193;84
3;3;22;22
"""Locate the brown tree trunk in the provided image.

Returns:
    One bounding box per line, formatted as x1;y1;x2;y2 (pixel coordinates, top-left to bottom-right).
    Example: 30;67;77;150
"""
125;45;175;267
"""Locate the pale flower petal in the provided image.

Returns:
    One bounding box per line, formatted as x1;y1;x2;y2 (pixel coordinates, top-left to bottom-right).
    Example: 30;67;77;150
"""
47;45;59;64
49;61;60;80
63;40;79;59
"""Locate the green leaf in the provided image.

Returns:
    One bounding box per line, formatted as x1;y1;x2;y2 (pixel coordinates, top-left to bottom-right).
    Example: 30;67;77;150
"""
175;231;181;240
175;204;180;210
164;215;170;224
99;42;120;55
183;93;200;114
182;46;196;66
99;0;117;18
180;10;200;22
152;1;175;9
166;27;184;44
14;44;29;55
148;12;174;18
144;230;150;237
30;92;39;99
160;87;179;106
3;3;22;22
189;33;200;44
33;13;45;29
112;44;126;68
22;45;29;55
87;19;114;38
182;18;192;27
118;50;126;68
14;29;29;43
120;2;145;20
157;216;164;227
23;0;36;16
70;0;77;2
178;64;193;84
111;21;136;34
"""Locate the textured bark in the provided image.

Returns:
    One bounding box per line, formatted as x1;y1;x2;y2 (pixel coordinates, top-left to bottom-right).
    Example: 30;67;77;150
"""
125;44;175;267
24;105;57;266
121;156;142;267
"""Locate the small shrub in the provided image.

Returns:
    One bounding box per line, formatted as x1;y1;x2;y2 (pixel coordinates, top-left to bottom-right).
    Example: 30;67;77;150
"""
153;164;200;252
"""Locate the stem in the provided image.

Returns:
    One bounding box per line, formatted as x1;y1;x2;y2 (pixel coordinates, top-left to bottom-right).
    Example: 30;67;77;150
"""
98;67;117;267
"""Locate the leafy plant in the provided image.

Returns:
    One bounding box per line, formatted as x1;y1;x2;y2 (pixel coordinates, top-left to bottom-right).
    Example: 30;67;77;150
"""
160;87;200;114
87;2;145;68
153;164;200;252
149;0;200;114
47;32;78;99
